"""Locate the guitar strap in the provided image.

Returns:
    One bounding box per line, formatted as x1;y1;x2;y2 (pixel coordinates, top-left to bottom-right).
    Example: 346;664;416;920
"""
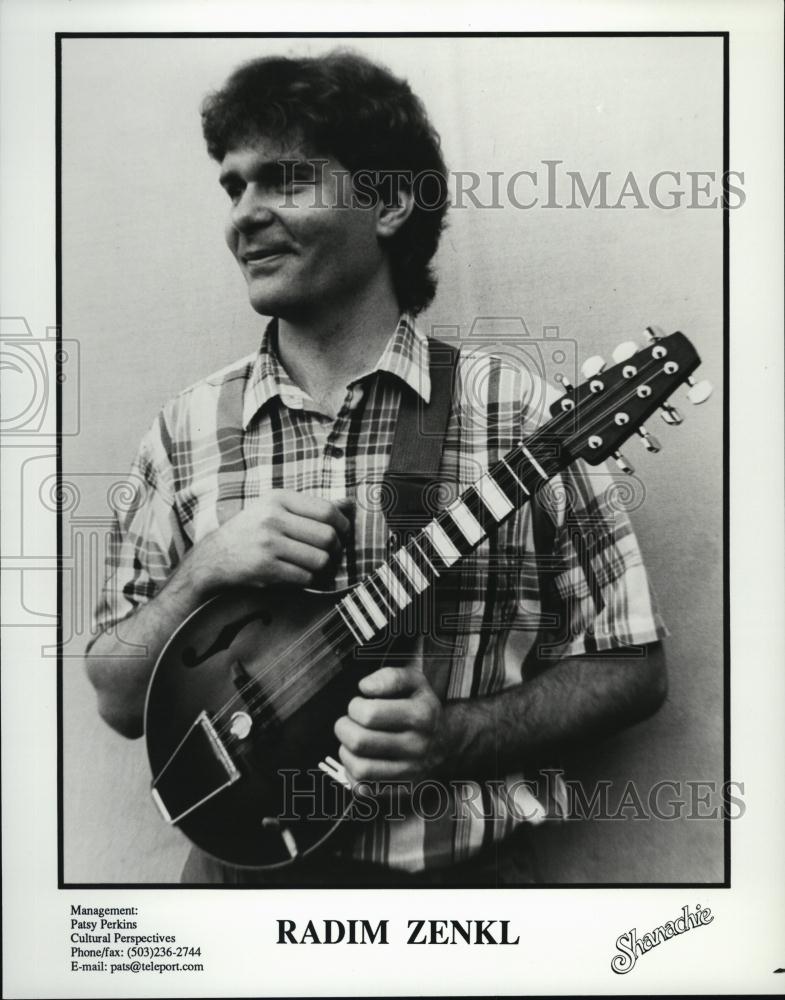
382;337;562;688
381;338;459;699
382;337;459;545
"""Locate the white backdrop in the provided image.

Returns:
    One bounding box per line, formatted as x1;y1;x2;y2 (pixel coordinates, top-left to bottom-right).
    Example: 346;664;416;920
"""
60;34;724;884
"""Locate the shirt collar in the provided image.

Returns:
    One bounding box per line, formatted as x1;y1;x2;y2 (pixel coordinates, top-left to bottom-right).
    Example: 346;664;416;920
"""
242;319;303;429
367;312;431;404
242;313;431;429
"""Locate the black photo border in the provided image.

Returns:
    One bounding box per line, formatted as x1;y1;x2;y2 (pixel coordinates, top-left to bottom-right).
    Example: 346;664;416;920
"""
55;30;730;892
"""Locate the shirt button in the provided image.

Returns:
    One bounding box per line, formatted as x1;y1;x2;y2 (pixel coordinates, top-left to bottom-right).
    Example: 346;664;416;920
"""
281;393;303;409
328;445;344;459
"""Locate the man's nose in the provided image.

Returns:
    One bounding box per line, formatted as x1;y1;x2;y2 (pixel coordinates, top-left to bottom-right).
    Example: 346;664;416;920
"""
231;186;275;233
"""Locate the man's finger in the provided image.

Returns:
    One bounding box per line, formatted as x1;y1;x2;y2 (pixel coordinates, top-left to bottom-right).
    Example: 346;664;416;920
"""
267;560;315;586
358;665;426;699
280;513;344;554
279;491;352;536
347;695;428;732
338;745;418;783
274;537;336;574
335;714;426;759
334;497;355;517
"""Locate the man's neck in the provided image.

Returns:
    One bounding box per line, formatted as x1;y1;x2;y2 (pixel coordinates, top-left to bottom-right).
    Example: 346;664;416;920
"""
275;280;404;417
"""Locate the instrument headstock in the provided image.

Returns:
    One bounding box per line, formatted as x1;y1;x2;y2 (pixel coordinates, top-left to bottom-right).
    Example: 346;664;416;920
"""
550;326;711;474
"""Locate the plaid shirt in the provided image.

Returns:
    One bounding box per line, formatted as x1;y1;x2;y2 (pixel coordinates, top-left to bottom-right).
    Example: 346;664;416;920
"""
94;314;667;873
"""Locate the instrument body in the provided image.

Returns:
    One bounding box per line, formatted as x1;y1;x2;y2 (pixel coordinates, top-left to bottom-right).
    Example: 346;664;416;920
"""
145;584;373;868
144;329;707;869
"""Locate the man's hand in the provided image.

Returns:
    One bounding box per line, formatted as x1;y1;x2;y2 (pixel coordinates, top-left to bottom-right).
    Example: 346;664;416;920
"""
189;490;352;595
334;665;446;784
333;643;668;786
86;489;352;738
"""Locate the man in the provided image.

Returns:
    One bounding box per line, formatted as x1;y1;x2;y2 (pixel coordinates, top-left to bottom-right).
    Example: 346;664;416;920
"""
85;50;668;885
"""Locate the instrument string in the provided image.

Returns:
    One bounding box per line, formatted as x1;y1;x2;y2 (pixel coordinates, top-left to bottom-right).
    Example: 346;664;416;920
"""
209;609;347;739
198;351;686;746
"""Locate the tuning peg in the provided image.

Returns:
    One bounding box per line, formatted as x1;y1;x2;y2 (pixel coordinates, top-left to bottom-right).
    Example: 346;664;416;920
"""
611;341;638;364
637;426;661;453
581;355;606;379
644;325;666;343
612;451;635;475
686;377;712;404
659;402;683;425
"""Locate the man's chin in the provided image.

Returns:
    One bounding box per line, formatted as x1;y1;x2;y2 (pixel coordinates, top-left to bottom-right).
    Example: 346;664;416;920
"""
248;296;275;317
247;291;313;321
247;287;290;318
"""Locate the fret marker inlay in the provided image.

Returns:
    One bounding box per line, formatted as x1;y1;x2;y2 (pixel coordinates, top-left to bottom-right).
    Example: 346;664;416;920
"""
447;499;484;545
342;595;374;640
477;473;514;520
425;521;461;566
378;564;412;608
395;549;428;592
337;605;363;644
354;583;388;628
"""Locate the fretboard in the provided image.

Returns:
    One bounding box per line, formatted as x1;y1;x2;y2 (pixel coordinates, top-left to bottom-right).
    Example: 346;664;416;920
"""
328;430;564;651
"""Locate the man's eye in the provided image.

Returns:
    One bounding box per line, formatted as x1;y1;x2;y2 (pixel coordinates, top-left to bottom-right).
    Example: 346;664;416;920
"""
276;166;312;190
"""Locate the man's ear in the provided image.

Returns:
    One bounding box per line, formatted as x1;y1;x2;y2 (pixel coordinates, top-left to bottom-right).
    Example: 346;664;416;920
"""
375;187;414;238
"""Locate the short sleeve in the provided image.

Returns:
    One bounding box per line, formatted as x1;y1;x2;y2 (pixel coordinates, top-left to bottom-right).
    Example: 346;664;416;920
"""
86;413;188;650
535;458;669;657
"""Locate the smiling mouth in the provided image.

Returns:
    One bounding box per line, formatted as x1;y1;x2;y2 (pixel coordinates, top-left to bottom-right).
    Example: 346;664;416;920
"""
242;249;289;265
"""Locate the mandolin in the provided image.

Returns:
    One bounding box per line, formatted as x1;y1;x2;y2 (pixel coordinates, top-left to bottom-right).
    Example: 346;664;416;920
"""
144;327;711;869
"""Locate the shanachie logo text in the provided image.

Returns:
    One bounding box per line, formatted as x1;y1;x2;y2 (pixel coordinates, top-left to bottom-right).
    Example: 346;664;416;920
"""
611;904;714;974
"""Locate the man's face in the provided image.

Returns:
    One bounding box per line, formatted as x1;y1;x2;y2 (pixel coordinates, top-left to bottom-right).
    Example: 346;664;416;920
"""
220;136;387;319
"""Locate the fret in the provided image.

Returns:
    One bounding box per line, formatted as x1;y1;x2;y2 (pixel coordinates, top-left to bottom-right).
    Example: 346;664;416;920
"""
366;574;395;614
446;498;484;546
521;444;549;480
386;550;419;596
416;528;450;573
500;456;530;495
377;563;412;608
424;520;461;566
354;583;388;629
394;548;428;593
490;460;518;504
476;472;514;520
342;594;375;641
336;603;364;645
457;485;496;533
433;508;469;551
410;536;440;577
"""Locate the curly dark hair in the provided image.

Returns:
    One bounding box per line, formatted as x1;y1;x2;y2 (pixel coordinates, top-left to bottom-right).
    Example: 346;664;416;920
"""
201;50;449;314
